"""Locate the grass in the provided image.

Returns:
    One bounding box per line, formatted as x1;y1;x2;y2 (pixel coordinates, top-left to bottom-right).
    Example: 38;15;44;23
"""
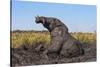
71;32;96;44
11;30;96;48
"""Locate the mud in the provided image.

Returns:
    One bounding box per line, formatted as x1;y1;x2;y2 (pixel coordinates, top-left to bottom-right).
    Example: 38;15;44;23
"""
11;42;96;67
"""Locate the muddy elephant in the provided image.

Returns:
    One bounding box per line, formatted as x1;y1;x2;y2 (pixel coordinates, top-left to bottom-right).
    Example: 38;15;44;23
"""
35;16;84;57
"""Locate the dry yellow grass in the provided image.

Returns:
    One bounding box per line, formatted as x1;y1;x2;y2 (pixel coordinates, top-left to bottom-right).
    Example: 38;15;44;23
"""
11;31;96;48
71;32;96;43
11;31;50;48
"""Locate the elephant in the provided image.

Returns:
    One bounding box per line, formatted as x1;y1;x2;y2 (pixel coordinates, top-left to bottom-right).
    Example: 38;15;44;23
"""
35;16;84;58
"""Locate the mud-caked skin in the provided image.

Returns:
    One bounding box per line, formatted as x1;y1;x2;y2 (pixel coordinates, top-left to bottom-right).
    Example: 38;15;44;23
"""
35;16;84;57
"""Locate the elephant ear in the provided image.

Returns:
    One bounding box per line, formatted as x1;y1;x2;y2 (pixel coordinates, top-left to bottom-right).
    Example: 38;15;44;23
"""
53;18;69;32
49;20;56;30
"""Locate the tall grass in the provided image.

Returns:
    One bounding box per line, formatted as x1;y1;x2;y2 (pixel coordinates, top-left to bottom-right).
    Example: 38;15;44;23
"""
11;31;96;48
71;32;96;44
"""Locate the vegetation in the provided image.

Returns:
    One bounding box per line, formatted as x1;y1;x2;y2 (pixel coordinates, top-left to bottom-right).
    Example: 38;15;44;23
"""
71;32;96;44
11;30;96;48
